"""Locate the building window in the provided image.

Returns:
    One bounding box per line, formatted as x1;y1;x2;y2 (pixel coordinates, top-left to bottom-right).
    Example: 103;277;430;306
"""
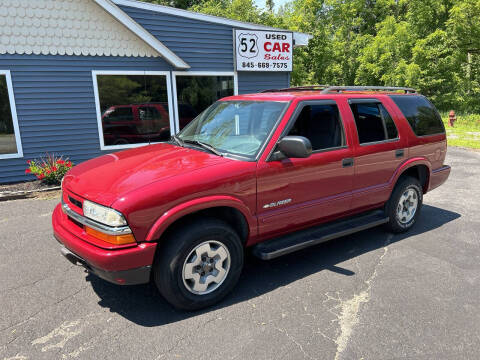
174;74;235;131
94;72;173;149
0;71;22;159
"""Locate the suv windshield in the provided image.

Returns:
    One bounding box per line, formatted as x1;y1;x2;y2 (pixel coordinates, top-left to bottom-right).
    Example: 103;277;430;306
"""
178;101;287;159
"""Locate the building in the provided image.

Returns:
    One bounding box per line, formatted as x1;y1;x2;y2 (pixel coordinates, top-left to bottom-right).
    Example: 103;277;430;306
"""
0;0;310;183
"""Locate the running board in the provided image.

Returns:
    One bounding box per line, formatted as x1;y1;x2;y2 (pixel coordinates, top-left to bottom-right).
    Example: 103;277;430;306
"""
253;210;389;260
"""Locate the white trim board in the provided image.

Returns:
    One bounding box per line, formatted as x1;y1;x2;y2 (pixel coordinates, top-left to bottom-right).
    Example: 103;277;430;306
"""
94;0;189;69
113;0;312;47
0;70;23;160
172;71;237;134
92;70;175;151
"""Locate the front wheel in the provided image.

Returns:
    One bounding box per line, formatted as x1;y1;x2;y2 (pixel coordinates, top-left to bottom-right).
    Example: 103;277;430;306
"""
153;218;244;310
385;176;423;233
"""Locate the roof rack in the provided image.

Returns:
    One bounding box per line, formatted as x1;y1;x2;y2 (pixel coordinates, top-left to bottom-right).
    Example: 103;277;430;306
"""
321;86;416;94
261;85;328;93
261;85;417;94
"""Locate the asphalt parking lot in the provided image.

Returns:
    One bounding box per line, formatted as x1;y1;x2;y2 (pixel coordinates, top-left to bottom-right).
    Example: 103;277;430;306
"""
1;147;479;360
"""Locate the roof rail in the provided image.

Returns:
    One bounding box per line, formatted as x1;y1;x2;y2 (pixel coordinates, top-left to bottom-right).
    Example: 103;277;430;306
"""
261;85;328;93
261;85;416;94
321;86;416;94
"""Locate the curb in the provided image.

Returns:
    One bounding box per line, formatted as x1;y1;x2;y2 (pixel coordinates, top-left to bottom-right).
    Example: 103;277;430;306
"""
0;186;61;202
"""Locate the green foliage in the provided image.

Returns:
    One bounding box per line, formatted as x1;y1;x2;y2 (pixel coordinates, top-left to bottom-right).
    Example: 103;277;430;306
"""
442;113;480;149
190;0;279;26
137;0;480;112
140;0;207;10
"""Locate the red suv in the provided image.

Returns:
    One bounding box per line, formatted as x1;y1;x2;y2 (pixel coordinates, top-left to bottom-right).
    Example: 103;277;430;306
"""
102;103;197;145
53;86;450;310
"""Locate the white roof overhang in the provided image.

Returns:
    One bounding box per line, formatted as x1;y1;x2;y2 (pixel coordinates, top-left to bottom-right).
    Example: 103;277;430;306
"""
94;0;190;68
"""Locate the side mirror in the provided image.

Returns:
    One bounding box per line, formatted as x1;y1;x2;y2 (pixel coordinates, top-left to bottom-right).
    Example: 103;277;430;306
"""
271;136;312;161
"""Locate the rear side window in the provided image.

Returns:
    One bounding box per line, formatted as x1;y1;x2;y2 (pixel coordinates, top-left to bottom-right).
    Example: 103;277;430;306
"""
389;95;445;136
350;101;398;144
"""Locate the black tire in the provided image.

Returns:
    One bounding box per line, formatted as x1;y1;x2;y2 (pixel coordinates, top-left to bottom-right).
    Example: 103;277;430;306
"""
385;176;423;233
153;218;244;311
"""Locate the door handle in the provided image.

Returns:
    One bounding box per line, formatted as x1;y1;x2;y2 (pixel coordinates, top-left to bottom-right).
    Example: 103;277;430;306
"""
342;158;354;167
395;149;405;158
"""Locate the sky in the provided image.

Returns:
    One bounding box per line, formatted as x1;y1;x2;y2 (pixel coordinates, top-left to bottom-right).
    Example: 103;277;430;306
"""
254;0;290;10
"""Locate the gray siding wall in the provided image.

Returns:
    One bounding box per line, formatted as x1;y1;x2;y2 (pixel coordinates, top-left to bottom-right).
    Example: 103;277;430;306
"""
120;5;290;92
120;5;235;71
0;54;172;184
0;9;290;183
238;72;290;94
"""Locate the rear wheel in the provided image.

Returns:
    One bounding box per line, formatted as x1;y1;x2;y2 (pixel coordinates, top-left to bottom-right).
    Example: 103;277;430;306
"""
385;176;423;233
153;218;244;310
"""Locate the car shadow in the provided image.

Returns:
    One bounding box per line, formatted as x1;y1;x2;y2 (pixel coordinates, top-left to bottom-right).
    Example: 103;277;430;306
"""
87;204;460;326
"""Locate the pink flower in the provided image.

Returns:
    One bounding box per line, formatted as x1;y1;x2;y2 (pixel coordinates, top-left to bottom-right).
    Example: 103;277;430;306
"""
57;160;65;165
25;168;31;174
52;166;58;172
37;174;45;180
66;161;72;168
27;160;31;164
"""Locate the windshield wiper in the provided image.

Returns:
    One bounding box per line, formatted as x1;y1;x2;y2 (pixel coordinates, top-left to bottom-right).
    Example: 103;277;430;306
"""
182;139;223;157
171;135;184;147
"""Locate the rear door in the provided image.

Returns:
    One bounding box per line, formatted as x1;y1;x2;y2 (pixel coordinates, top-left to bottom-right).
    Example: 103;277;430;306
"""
256;100;354;239
348;98;408;210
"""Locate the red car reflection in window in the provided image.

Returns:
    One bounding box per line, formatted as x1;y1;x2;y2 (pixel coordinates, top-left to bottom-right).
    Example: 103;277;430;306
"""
101;103;197;146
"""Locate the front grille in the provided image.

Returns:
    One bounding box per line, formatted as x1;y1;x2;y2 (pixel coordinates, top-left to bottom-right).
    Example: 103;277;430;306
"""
68;196;82;209
67;215;84;229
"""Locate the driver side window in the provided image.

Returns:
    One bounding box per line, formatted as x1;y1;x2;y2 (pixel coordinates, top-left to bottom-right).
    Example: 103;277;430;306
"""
288;103;345;151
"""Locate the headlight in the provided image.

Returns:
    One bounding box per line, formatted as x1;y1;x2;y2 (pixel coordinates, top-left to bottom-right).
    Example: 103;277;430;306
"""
83;200;127;227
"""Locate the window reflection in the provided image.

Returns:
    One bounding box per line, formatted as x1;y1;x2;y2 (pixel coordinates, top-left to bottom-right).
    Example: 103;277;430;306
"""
175;76;234;130
97;75;171;146
0;75;17;155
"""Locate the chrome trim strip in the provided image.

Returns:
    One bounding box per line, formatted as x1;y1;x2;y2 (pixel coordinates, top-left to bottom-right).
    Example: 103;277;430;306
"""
432;165;451;173
61;199;132;235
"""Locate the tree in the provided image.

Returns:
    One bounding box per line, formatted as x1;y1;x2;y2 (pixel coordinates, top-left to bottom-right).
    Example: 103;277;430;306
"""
266;0;274;12
409;30;461;110
134;0;480;111
139;0;207;10
355;17;414;86
190;0;279;26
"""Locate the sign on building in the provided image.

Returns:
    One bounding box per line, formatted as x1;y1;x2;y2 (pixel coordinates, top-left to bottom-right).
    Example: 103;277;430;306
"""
234;30;293;72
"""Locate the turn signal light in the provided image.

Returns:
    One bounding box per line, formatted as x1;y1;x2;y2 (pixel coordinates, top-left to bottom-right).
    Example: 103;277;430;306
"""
85;226;136;245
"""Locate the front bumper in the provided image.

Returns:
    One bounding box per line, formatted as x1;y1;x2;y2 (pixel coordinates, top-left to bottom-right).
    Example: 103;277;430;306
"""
58;244;151;285
53;204;157;285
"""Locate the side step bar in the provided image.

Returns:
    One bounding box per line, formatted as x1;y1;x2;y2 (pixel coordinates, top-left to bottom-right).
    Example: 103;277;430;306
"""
253;210;389;260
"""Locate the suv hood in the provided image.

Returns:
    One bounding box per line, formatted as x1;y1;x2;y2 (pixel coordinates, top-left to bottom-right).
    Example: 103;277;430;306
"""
64;143;230;206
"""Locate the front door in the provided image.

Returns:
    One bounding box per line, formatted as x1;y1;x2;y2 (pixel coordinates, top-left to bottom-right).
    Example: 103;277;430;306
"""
256;100;354;239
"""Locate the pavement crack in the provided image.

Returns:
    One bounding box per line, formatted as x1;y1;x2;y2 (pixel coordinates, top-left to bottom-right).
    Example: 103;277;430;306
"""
0;284;89;333
275;327;316;360
154;316;218;359
332;235;393;360
3;266;75;293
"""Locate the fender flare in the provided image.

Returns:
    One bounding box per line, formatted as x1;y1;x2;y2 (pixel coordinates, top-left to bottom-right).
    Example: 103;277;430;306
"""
389;157;432;191
145;195;257;242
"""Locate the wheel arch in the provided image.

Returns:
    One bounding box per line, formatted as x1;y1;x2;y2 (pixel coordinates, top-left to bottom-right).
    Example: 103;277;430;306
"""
391;158;431;194
145;196;255;245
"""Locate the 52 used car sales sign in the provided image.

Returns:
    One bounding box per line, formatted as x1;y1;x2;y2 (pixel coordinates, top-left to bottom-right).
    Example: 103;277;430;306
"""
234;30;293;72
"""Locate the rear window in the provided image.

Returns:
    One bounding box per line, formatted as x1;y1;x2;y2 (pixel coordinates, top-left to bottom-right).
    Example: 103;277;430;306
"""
389;95;445;136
